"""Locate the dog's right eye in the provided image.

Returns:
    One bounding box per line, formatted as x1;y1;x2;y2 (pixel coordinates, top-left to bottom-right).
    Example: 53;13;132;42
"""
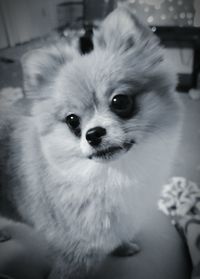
110;94;138;119
65;114;81;137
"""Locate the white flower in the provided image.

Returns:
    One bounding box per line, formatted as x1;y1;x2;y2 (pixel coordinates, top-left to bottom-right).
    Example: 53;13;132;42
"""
158;177;200;219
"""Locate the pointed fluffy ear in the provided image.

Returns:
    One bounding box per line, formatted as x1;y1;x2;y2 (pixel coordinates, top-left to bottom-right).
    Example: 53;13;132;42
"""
94;6;160;54
21;44;78;98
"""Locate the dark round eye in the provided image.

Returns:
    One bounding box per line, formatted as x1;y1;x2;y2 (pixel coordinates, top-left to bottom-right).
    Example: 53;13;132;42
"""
65;114;81;136
111;94;137;119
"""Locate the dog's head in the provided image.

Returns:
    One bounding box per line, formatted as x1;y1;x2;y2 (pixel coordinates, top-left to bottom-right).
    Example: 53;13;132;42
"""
22;7;178;167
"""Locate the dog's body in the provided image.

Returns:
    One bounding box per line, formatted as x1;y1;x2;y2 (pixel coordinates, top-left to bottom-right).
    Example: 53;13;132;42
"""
0;7;181;278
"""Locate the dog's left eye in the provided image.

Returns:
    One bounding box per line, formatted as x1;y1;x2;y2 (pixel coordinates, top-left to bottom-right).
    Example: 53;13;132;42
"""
65;114;81;137
110;94;137;119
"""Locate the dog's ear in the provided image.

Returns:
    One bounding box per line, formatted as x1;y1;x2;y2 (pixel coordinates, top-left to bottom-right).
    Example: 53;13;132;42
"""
21;44;78;98
94;6;160;55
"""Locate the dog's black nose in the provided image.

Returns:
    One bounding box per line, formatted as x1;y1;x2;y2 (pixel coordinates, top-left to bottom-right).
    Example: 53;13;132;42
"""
86;126;106;147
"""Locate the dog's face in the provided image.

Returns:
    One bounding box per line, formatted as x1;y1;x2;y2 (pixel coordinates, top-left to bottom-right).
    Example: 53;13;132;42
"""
22;7;178;167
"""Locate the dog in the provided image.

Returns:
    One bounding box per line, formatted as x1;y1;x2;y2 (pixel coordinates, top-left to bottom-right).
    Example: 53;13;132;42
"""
0;7;181;279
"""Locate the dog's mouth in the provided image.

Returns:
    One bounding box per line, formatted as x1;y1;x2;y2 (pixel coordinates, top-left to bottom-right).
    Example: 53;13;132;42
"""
88;141;135;161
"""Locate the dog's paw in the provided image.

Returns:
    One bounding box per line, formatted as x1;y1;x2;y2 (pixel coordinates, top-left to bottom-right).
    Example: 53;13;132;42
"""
111;241;140;257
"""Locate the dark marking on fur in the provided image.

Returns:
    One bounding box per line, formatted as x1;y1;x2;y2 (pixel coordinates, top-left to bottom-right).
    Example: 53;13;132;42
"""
124;35;135;51
112;241;140;257
77;200;90;216
92;91;99;108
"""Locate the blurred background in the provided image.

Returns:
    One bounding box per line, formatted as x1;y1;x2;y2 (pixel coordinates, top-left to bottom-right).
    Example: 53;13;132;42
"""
0;0;200;91
0;0;200;184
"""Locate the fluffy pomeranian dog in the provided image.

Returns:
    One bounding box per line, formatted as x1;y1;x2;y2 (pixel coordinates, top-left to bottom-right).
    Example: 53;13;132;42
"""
0;7;181;279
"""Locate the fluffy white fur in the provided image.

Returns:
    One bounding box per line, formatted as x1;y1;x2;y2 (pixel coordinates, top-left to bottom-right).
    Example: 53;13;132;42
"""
0;7;181;279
